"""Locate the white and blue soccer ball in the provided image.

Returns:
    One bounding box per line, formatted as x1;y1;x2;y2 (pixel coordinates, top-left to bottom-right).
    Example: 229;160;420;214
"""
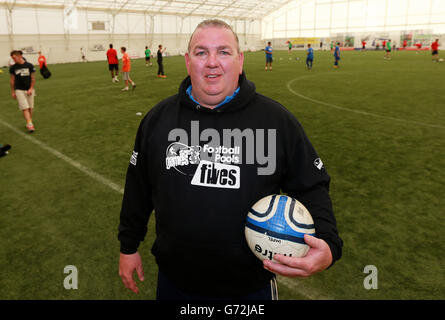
245;195;316;262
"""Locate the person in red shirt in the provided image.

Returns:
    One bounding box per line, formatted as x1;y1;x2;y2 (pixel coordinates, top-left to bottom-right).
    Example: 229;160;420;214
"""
38;52;46;69
107;44;119;82
361;40;366;51
37;51;51;79
415;42;422;54
382;40;386;51
120;47;136;91
431;39;440;62
403;40;407;49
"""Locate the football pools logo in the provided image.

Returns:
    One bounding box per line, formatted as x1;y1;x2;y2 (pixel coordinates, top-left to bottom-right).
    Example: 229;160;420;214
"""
165;121;277;189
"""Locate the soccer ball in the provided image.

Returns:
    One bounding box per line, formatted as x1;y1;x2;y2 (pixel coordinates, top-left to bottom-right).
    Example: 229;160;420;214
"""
245;195;316;262
439;58;444;62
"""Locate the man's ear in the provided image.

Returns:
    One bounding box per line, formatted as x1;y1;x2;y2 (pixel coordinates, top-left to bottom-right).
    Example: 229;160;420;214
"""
184;52;191;75
239;51;244;75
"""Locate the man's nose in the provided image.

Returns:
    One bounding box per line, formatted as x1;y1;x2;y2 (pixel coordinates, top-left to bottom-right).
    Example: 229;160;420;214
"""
206;52;219;68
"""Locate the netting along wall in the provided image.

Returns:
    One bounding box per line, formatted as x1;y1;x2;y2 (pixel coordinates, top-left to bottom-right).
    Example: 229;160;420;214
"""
262;0;445;39
0;5;263;67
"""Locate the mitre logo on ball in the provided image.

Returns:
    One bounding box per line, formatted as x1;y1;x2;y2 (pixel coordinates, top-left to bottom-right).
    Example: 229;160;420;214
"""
245;195;316;262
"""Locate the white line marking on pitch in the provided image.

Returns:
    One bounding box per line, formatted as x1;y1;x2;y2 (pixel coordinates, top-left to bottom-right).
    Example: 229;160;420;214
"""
287;74;445;130
0;117;327;300
0;118;124;194
277;276;333;300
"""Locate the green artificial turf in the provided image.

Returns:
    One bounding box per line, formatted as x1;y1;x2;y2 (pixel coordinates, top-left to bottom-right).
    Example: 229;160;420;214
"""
0;49;444;300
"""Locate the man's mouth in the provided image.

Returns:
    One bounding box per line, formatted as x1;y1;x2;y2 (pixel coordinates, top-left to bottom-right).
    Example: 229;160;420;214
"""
205;74;222;79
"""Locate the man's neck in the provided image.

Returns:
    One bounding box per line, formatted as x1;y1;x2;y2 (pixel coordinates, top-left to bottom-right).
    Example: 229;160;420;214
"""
187;85;240;110
190;91;219;109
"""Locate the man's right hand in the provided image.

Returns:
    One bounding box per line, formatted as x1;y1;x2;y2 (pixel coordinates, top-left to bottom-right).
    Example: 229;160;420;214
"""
119;251;145;294
11;92;16;99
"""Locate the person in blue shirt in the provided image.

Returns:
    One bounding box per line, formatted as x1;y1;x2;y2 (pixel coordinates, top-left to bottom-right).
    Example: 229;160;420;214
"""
306;43;314;70
334;42;340;68
265;41;273;71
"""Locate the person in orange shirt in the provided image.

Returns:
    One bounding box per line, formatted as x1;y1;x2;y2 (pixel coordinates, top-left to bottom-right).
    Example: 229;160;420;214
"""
38;51;46;68
121;47;136;91
431;39;440;62
38;51;51;79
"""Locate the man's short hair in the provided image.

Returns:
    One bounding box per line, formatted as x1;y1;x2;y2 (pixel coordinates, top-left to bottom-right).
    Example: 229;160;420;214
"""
110;44;113;48
268;42;271;45
188;19;240;53
10;50;22;57
121;47;126;52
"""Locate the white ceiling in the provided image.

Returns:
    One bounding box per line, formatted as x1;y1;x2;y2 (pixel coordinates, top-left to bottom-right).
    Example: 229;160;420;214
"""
1;0;295;20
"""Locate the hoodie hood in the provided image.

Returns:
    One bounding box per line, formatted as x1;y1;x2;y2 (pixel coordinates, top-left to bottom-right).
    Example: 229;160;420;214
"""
178;72;256;114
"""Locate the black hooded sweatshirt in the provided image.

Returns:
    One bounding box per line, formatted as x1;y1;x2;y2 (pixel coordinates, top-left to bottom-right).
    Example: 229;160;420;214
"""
118;72;343;298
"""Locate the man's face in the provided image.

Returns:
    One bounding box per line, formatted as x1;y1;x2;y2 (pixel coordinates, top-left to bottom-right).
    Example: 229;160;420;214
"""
11;54;23;64
185;26;244;108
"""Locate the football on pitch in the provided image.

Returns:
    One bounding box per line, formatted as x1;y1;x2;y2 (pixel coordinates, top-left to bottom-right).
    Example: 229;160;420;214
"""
245;194;316;262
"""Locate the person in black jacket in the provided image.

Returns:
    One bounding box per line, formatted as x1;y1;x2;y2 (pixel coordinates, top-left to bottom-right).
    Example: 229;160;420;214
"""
156;44;167;78
118;19;343;300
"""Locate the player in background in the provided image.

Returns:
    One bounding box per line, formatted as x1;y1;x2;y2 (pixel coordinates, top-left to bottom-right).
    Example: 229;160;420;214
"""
415;42;422;54
37;51;51;79
384;39;392;60
121;47;136;91
80;47;87;62
107;44;119;82
9;50;36;132
333;42;340;68
157;45;167;78
330;41;334;52
145;46;152;67
362;40;366;51
265;41;273;71
431;39;440;62
306;43;314;70
288;40;292;53
37;51;46;70
382;40;386;52
403;40;407;50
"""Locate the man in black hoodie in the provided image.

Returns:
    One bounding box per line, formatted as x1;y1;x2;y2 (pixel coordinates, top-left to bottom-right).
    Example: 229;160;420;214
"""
118;19;343;300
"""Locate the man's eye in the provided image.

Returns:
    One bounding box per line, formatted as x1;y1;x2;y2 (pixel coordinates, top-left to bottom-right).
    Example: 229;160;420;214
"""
196;51;206;56
220;51;230;55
